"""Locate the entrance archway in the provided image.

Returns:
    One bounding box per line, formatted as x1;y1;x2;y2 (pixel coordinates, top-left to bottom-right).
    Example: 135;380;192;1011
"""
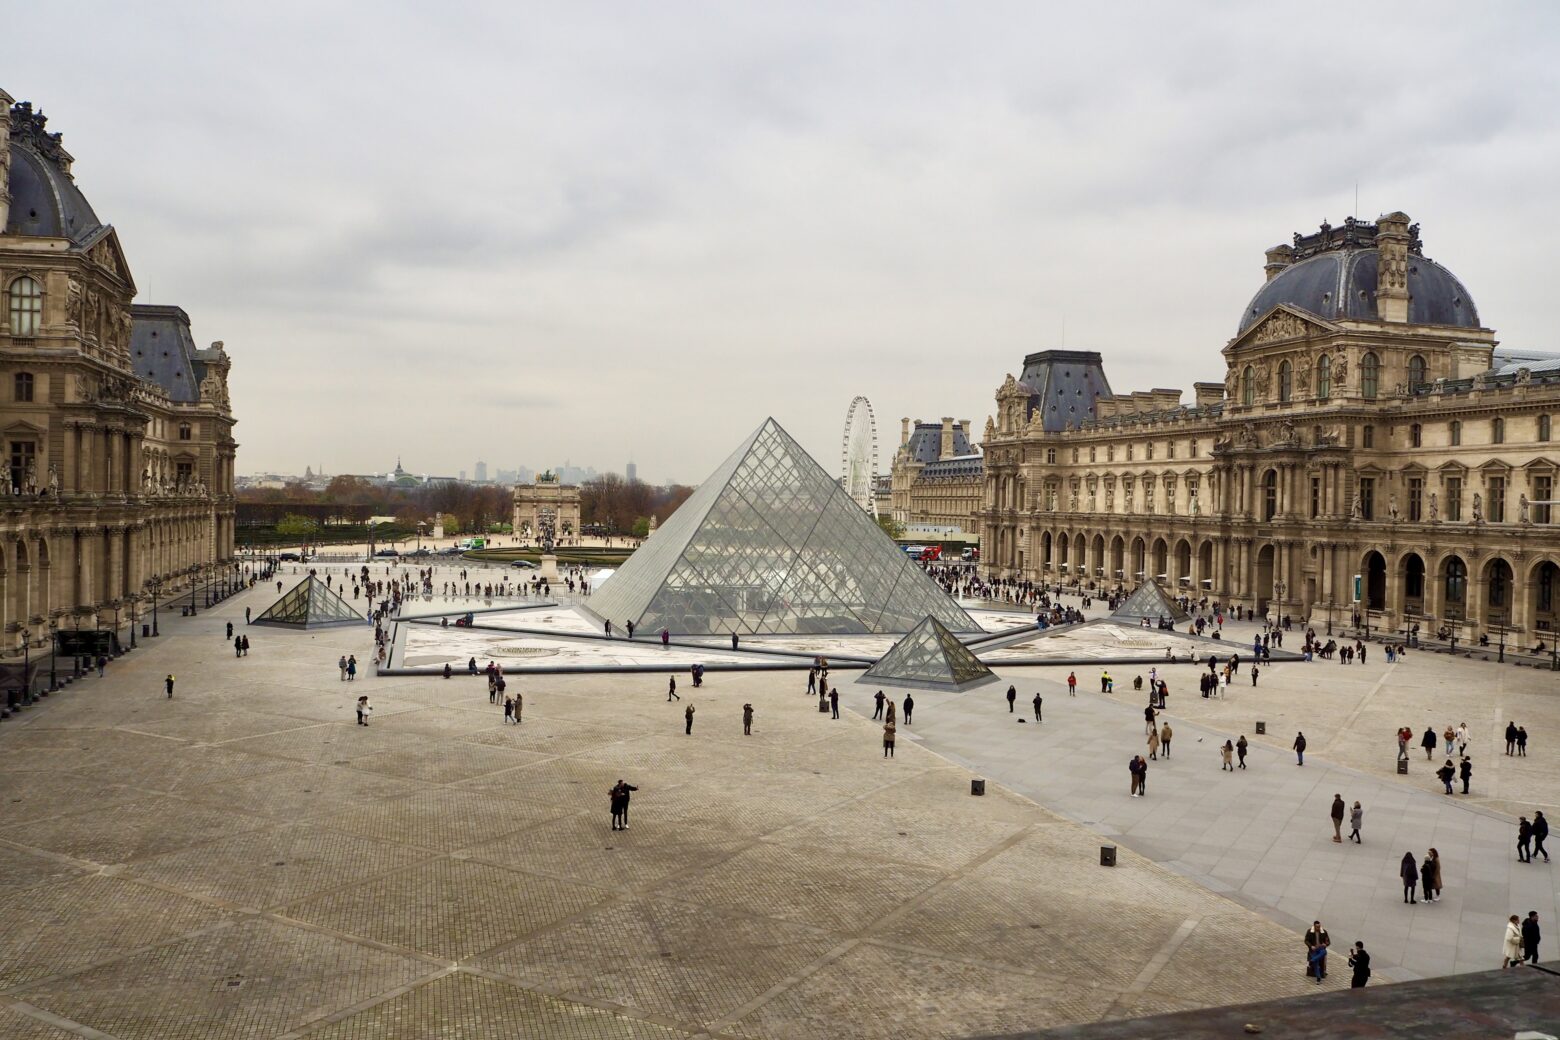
1255;544;1275;613
1402;553;1426;614
1151;538;1168;583
1130;537;1146;584
1364;551;1387;611
1484;558;1515;628
1533;559;1558;640
1441;555;1468;622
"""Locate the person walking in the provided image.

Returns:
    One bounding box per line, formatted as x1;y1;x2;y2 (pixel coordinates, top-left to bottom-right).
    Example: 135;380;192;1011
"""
1534;811;1550;862
742;703;753;736
873;690;885;720
1506;721;1519;756
1443;725;1456;757
1456;721;1470;756
883;720;896;758
1006;685;1017;713
1519;816;1534;863
1504;915;1525;968
1459;756;1472;795
347;655;357;681
885;699;896;727
165;674;175;698
1348;942;1371;988
1147;726;1161;761
1236;734;1249;769
1397;726;1412;761
1128;755;1142;796
1251;663;1260;687
829;687;839;719
1421;726;1438;761
1032;693;1043;723
1144;705;1157;735
503;696;514;725
1221;740;1234;770
245;606;251;624
667;675;679;701
1304;921;1330;981
1523;912;1542;965
1349;801;1363;843
1437;759;1456;795
1400;852;1419;903
1422;848;1441;902
225;620;234;639
1067;671;1077;696
807;667;817;695
1331;794;1346;843
902;694;914;726
1517;726;1528;756
513;690;522;724
1159;721;1172;758
356;695;370;725
684;703;695;735
1293;731;1307;766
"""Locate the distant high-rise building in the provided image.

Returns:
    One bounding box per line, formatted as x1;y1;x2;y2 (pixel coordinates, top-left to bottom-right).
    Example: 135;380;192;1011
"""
474;461;488;482
459;470;466;481
626;462;638;483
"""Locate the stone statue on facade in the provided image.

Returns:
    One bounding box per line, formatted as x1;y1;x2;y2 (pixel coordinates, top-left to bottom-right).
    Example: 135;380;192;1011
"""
1520;493;1531;524
1189;488;1201;516
48;464;59;497
1350;490;1362;520
1472;492;1484;523
1429;492;1438;522
1388;495;1399;522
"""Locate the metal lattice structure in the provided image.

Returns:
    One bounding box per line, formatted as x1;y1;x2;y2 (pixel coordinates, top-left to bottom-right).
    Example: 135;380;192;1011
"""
589;418;976;636
841;395;879;517
860;615;998;691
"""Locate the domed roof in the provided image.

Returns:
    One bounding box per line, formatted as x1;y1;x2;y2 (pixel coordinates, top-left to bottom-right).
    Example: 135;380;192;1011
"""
1238;221;1480;333
5;101;106;246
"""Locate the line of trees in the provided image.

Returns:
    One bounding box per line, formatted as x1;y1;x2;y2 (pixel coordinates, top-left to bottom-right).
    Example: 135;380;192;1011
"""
580;474;694;537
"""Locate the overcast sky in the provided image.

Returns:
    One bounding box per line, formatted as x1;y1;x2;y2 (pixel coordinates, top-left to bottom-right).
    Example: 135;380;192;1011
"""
11;2;1560;483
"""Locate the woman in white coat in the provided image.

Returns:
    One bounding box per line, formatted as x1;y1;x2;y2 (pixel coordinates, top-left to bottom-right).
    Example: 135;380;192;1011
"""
1504;914;1524;968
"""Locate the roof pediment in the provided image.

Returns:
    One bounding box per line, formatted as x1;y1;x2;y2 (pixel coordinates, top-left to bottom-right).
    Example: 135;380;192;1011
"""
1230;304;1339;350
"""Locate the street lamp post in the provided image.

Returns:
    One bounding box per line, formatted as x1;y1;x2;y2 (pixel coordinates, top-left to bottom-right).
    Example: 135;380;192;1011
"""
48;616;58;691
20;626;31;706
151;577;161;636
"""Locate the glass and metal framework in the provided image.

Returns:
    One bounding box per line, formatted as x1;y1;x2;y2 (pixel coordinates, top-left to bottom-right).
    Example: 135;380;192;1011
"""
590;418;978;635
1109;580;1191;625
252;575;366;629
860;615;997;691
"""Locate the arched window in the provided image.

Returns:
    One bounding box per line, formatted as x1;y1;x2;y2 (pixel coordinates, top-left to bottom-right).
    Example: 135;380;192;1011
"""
1316;354;1331;399
1262;469;1278;521
7;276;42;336
1541;415;1553;442
1242;365;1255;406
1450;420;1462;446
1278;360;1292;403
1407;354;1426;387
1410;423;1422;448
1445;557;1467;606
1361;352;1379;399
14;372;34;402
1492;417;1505;445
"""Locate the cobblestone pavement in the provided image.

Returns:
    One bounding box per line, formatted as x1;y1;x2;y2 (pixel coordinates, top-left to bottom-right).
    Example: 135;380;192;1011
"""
0;579;1427;1038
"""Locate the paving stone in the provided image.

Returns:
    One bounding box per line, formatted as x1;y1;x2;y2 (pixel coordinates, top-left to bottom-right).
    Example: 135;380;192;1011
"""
16;917;431;1040
344;741;554;784
464;813;745;889
313;788;573;853
280;857;613;960
299;970;694;1039
0;842;92;891
0;1004;86;1040
1;796;275;866
174;763;428;820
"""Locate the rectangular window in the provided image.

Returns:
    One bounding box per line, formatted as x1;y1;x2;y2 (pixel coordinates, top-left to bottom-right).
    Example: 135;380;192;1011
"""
1489;475;1506;523
1359;477;1375;521
1310;476;1321;519
14;372;34;402
1362;426;1375;448
1167;441;1176;460
1407;477;1423;522
1446;476;1462;522
1536;475;1553;525
176;461;194;487
8;439;36;493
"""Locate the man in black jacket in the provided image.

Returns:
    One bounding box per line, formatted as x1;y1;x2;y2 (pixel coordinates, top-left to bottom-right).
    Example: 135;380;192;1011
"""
1347;941;1370;987
1523;912;1542;965
1304;921;1330;980
1534;811;1551;862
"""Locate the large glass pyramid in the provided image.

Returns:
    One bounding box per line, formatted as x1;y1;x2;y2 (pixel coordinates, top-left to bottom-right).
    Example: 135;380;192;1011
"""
1110;581;1190;625
590;418;978;636
861;615;998;691
252;575;366;629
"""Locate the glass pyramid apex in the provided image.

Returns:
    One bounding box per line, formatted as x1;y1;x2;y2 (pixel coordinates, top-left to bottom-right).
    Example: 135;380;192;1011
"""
590;418;978;636
861;615;998;691
1110;581;1190;624
253;575;366;629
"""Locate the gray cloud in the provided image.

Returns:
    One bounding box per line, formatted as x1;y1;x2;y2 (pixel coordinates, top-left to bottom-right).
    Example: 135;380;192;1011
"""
10;1;1559;481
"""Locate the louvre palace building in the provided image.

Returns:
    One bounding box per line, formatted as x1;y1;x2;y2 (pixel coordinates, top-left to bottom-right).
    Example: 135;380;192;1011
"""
972;211;1560;643
1;88;237;690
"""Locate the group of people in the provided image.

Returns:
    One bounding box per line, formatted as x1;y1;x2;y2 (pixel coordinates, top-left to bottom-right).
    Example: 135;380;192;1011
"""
1303;922;1372;987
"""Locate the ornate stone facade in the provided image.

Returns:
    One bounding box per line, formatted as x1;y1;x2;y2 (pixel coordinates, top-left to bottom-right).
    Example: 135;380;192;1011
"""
512;472;580;542
976;212;1560;642
1;90;237;676
889;417;982;534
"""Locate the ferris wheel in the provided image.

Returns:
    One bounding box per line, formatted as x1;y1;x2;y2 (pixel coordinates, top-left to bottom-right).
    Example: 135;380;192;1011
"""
841;395;879;517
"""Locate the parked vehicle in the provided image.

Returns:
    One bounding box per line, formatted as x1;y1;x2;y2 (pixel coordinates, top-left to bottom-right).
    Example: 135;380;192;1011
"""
509;559;539;569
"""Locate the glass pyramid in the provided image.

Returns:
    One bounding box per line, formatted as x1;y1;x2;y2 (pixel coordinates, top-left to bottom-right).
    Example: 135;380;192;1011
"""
252;575;366;629
590;418;978;636
861;615;997;691
1110;581;1190;625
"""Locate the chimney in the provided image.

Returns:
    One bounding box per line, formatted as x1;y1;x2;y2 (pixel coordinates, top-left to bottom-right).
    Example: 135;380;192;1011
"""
1264;243;1294;281
0;89;13;234
900;417;910;447
939;417;955;460
1375;211;1411;323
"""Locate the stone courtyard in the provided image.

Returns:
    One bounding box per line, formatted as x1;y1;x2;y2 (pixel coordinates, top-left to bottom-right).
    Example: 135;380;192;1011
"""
1;570;1556;1038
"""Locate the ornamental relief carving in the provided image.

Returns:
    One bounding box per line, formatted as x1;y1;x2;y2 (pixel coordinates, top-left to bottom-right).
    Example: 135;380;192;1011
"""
1250;312;1311;344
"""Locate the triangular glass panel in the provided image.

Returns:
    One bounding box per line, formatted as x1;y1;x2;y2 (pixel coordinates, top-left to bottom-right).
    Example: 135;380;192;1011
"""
253;575;366;630
861;615;998;691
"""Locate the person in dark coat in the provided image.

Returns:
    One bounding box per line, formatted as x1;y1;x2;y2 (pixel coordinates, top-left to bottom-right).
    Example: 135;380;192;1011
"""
684;704;695;735
1459;756;1473;794
829;688;839;718
902;694;914;726
1506;721;1520;756
667;675;679;701
1421;726;1438;760
1534;811;1551;862
1032;693;1043;723
1400;851;1419;903
1304;921;1330;981
1437;760;1456;795
1293;731;1307;766
1006;685;1016;712
1347;942;1371;987
1523;912;1542;964
1519;816;1534;863
873;690;885;720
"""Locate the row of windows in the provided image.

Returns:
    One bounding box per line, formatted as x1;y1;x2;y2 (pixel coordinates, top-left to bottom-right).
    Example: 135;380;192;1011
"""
1045;441;1200;466
1407;416;1551;447
5;276;42;336
1242;351;1414;405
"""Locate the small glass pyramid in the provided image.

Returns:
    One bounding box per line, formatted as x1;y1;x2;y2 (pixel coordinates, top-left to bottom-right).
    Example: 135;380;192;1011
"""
861;615;997;691
1110;581;1190;625
252;575;366;629
590;418;978;636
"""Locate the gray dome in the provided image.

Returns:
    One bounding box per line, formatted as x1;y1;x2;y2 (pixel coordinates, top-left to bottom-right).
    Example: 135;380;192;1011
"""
6;142;104;244
1238;248;1479;333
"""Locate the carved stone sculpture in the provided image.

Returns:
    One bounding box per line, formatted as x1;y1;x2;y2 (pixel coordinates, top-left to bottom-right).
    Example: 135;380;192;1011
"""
1520;493;1531;524
1429;492;1438;522
1350;491;1362;520
1472;492;1483;523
